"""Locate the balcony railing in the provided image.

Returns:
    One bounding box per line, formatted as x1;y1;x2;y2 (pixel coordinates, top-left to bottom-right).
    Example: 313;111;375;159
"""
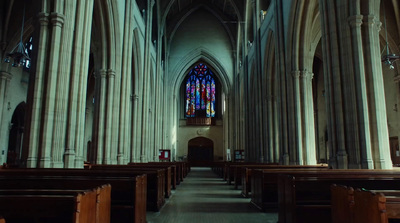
186;117;215;126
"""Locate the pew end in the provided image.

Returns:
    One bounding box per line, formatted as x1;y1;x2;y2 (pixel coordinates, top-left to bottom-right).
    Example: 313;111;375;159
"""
353;188;388;223
331;184;354;223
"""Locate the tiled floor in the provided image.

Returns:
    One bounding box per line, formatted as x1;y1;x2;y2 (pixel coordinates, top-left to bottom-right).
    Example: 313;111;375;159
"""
147;167;278;223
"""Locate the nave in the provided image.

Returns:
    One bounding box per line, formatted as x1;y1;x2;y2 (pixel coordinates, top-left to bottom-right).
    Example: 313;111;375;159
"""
146;167;278;223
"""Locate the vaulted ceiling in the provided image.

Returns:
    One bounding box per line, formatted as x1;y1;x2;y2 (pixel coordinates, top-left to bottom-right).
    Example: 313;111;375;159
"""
134;0;245;49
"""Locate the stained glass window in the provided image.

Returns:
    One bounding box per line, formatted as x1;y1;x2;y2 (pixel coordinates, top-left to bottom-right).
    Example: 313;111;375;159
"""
185;63;216;117
24;36;33;70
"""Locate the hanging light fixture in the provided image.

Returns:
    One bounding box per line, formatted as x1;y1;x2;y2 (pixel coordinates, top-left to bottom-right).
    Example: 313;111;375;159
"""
4;2;30;67
381;2;399;70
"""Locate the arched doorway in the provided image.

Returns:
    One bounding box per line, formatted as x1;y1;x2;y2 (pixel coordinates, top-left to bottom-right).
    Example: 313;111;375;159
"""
188;137;214;165
7;102;26;167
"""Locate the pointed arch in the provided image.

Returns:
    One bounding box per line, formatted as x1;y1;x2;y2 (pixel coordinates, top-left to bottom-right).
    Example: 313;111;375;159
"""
171;47;231;97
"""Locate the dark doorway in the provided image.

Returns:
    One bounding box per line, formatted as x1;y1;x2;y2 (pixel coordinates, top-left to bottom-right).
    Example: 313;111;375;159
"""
390;136;400;166
7;102;26;167
188;137;214;165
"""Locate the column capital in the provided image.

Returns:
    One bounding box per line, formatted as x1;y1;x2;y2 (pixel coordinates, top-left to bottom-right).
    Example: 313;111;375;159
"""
300;71;314;80
97;69;107;78
107;69;116;78
291;70;301;78
50;12;65;27
0;71;12;81
37;12;50;26
348;15;363;28
363;15;381;30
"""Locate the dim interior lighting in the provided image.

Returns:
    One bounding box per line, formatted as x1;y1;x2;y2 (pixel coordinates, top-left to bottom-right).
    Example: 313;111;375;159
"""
381;2;399;70
4;3;30;67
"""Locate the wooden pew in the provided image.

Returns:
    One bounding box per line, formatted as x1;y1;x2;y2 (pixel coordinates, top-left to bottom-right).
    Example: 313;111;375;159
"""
276;170;400;223
0;185;111;223
330;184;354;223
353;188;388;223
239;164;328;197
0;189;97;223
251;168;334;211
153;162;189;183
0;168;164;212
88;164;172;198
129;162;180;187
0;170;147;223
371;191;400;220
332;185;400;223
211;161;227;178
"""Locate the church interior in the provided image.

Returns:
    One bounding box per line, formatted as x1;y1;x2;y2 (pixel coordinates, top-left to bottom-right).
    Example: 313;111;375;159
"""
1;0;400;222
1;0;400;170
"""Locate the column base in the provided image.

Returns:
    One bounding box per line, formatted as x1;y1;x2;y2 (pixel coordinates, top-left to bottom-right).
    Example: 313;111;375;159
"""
51;161;64;168
26;157;38;168
64;149;76;168
282;153;290;165
361;159;374;169
336;153;348;169
39;157;52;168
375;159;393;169
117;154;125;164
74;156;84;168
140;155;148;163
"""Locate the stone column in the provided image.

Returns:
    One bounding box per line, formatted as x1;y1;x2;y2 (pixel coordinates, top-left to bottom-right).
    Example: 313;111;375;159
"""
49;11;67;168
363;15;392;169
273;98;280;162
0;72;12;165
25;12;50;168
319;0;348;169
51;1;77;168
0;72;12;127
131;94;140;162
301;71;317;164
95;69;107;164
39;11;65;168
140;0;155;162
292;71;303;164
348;14;374;169
104;69;115;164
266;96;273;163
118;0;134;164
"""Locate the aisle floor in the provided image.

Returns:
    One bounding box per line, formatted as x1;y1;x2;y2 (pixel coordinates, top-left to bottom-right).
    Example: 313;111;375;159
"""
146;167;278;223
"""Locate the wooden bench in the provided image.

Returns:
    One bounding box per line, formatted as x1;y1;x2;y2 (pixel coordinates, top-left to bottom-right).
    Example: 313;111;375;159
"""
149;162;189;184
331;185;400;223
239;164;328;197
276;170;400;223
250;168;335;211
331;184;355;223
353;188;389;223
88;164;173;198
0;185;111;223
0;169;147;223
0;168;165;212
0;188;97;223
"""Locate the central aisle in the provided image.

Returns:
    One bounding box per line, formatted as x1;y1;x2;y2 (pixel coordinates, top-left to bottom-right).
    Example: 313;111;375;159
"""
147;167;278;223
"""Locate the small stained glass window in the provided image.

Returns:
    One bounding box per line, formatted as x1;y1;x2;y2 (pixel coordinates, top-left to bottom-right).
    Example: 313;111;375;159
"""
24;36;33;70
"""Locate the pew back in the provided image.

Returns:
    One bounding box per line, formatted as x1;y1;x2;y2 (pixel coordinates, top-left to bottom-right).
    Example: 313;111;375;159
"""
0;184;111;223
0;190;97;223
0;170;147;223
278;171;400;223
